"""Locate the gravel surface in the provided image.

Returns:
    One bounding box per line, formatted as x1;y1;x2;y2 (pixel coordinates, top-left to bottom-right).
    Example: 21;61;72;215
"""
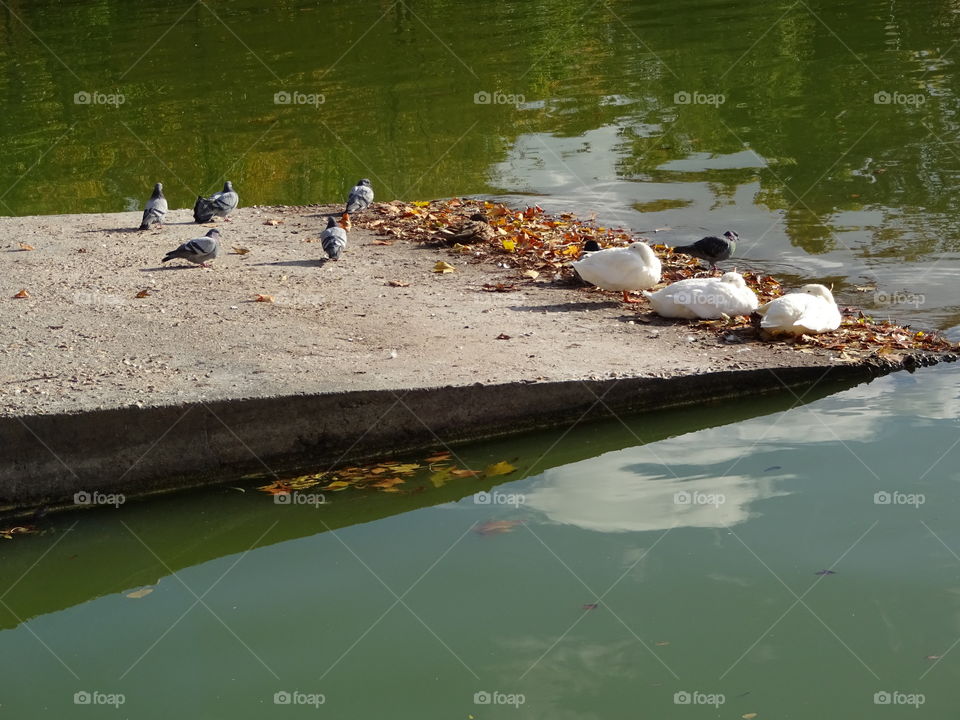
2;204;843;418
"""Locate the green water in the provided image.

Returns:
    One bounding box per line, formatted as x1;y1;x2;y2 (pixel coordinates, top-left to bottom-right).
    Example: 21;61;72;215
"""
2;0;960;330
4;0;960;716
2;368;960;717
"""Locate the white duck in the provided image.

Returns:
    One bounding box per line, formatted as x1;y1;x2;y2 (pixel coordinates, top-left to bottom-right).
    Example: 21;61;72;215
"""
572;242;661;303
757;284;842;335
643;272;758;319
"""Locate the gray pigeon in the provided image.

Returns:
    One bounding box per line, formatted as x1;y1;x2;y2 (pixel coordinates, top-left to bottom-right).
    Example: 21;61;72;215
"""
673;230;738;270
139;182;168;230
345;178;373;214
162;229;221;267
193;181;239;223
321;217;348;261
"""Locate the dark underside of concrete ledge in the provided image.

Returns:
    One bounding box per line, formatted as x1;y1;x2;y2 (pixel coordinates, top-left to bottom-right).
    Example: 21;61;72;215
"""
3;353;944;513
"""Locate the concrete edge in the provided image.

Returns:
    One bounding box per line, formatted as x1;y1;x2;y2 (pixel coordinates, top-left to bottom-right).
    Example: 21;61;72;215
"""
1;353;951;511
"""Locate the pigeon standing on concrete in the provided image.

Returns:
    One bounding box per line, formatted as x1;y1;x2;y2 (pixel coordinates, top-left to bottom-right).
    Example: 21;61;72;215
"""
321;217;348;261
673;230;738;270
162;229;221;267
193;181;239;223
345;178;374;214
139;182;168;230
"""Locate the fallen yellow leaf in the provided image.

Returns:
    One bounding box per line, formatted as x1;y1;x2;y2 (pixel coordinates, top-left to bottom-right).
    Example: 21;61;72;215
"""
323;480;351;491
522;269;540;279
231;247;251;255
18;243;34;251
254;294;274;303
12;289;29;299
501;239;516;252
433;261;455;274
484;460;517;477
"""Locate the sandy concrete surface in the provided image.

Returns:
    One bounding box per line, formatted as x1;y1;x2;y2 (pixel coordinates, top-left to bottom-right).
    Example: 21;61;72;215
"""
1;203;884;419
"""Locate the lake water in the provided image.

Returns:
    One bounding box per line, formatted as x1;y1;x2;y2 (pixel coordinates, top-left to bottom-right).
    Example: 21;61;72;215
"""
3;0;960;716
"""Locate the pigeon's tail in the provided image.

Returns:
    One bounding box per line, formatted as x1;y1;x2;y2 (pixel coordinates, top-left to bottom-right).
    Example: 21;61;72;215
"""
323;234;346;261
672;244;697;255
193;196;216;223
140;208;161;230
161;249;183;263
345;199;360;214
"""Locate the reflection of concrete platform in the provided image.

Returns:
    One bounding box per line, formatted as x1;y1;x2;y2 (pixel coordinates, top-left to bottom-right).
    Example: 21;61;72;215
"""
0;205;949;510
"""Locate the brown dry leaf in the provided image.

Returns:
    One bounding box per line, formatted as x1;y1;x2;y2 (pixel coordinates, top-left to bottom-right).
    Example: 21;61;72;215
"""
18;243;34;251
13;289;29;299
135;289;151;298
433;261;456;274
371;477;405;489
372;240;393;246
496;333;511;340
425;452;452;462
522;269;540;279
254;294;274;303
264;219;284;226
387;280;410;287
0;525;36;540
302;236;321;243
451;469;481;478
231;247;251;255
474;520;521;536
126;587;154;599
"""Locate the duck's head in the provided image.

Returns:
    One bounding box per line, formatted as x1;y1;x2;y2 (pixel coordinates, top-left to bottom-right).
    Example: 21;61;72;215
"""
720;271;746;287
800;283;834;302
723;230;739;242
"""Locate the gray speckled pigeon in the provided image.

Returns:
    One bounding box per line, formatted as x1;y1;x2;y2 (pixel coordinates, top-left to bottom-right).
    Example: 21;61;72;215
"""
162;229;221;267
345;178;374;214
673;230;738;269
321;217;348;261
139;182;168;230
193;181;239;223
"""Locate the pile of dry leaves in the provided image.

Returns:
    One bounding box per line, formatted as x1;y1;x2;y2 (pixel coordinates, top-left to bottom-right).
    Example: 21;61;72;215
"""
356;199;956;356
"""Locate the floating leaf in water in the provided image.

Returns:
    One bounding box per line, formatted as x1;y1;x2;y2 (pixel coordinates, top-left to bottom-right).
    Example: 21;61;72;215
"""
655;641;670;646
323;480;351;491
425;452;452;462
926;655;942;660
428;466;454;488
484;461;517;477
474;520;520;535
582;603;599;610
126;587;154;599
451;469;480;478
742;714;758;719
0;525;36;540
815;569;836;576
371;477;405;490
258;481;293;495
763;466;782;472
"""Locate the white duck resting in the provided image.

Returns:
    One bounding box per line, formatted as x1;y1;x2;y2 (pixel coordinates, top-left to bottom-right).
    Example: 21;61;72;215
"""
572;242;661;303
643;271;758;319
757;283;841;335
